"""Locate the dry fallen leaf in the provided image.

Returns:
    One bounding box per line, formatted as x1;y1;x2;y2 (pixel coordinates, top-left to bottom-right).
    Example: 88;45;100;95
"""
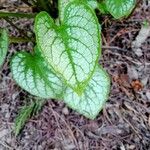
131;80;143;91
113;74;134;99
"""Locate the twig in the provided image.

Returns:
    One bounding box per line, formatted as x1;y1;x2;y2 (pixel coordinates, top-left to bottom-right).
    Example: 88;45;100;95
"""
123;117;142;139
0;141;14;150
9;37;31;43
102;45;127;52
48;102;80;150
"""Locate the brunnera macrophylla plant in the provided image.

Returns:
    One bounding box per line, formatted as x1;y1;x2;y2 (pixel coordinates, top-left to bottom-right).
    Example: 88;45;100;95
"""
0;0;136;135
12;1;110;120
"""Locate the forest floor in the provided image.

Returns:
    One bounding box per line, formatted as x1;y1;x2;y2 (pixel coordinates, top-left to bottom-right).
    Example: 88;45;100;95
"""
0;0;150;150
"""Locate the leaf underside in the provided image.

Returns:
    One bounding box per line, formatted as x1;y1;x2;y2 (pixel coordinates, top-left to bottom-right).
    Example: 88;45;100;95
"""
11;49;64;99
106;0;136;19
64;66;110;119
0;29;8;68
35;1;101;94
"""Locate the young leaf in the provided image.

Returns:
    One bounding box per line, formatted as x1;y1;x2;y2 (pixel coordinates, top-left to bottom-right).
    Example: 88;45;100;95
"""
14;99;45;136
0;29;8;68
11;50;65;99
35;2;101;94
97;1;109;14
32;98;46;115
14;102;35;136
64;66;110;119
105;0;136;19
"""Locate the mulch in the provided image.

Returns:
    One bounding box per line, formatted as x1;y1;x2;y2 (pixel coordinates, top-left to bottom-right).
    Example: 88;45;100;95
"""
0;0;150;149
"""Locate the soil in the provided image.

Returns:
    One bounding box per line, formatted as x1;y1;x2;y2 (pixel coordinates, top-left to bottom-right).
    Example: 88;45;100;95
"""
0;0;150;150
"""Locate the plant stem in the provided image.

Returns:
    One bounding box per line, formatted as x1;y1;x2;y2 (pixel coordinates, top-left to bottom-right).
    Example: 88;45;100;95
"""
9;37;32;43
0;12;36;18
36;0;50;12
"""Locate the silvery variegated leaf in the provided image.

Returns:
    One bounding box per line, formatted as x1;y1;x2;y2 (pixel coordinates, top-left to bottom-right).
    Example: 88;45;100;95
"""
64;66;110;119
11;49;65;99
35;1;101;94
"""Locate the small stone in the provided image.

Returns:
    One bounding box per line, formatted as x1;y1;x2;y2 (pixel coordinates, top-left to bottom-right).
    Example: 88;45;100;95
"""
146;90;150;101
127;145;136;149
12;92;19;100
134;48;143;57
62;107;69;115
141;76;149;86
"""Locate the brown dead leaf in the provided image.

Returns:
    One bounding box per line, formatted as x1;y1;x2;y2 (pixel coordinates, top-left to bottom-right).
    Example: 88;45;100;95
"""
113;74;134;99
113;74;131;88
131;80;143;91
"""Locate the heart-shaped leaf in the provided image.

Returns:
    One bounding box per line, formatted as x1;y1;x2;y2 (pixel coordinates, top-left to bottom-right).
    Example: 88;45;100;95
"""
35;2;101;94
105;0;136;19
64;66;110;119
11;48;65;99
0;29;8;68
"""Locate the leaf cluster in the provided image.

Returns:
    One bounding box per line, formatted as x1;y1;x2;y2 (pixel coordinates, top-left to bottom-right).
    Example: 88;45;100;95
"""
0;0;136;135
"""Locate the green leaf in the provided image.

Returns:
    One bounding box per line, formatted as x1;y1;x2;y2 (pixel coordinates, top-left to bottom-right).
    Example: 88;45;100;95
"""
0;29;8;68
64;66;110;119
58;0;98;22
35;2;101;94
11;48;65;99
87;0;98;10
32;98;46;115
14;99;45;136
14;102;35;136
105;0;136;19
58;0;74;22
97;1;109;14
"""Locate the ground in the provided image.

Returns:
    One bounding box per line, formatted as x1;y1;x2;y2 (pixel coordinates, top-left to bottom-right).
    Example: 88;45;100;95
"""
0;0;150;150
